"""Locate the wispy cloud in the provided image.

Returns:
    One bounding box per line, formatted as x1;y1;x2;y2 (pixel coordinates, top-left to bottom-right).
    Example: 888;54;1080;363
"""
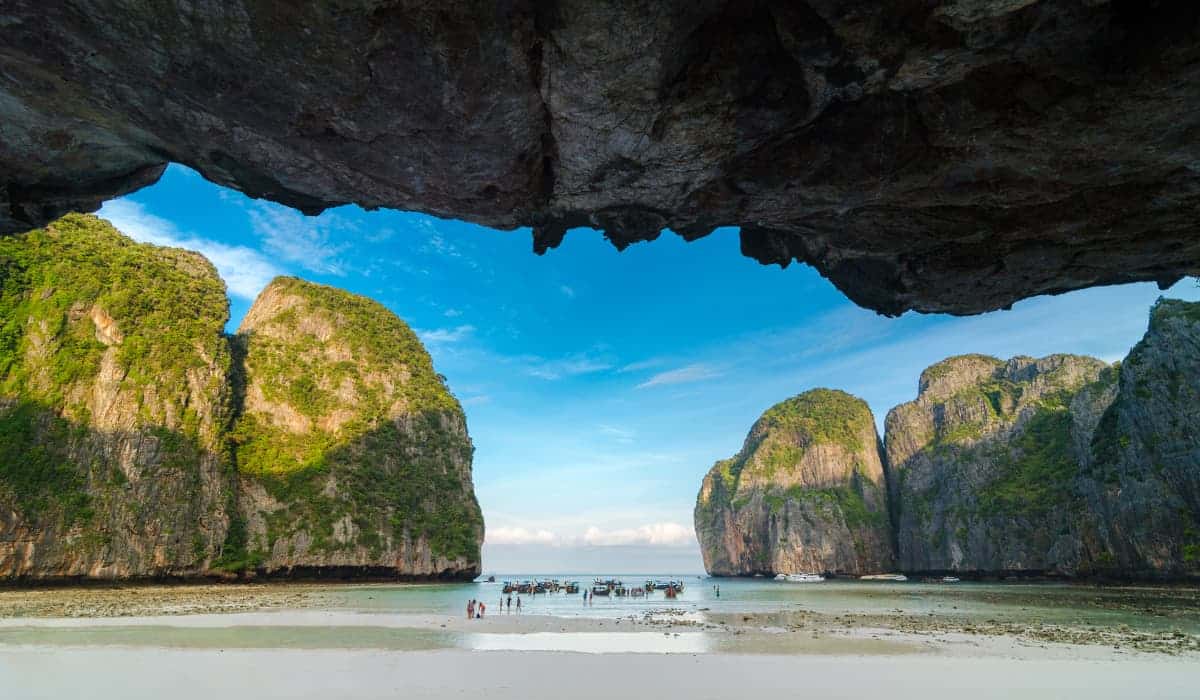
417;324;476;345
444;308;463;318
487;527;560;546
560;285;576;299
522;354;612;380
618;357;668;374
485;522;696;547
598;424;635;444
245;203;352;276
461;394;491;406
98;199;280;300
636;363;722;389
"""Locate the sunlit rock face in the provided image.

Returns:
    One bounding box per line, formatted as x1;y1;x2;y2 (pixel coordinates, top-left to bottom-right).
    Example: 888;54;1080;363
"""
2;1;1199;315
695;390;894;576
0;216;482;582
233;277;484;579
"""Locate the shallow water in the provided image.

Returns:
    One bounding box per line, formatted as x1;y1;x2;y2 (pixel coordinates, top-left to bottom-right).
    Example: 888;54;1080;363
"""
326;574;1200;634
1;575;1197;656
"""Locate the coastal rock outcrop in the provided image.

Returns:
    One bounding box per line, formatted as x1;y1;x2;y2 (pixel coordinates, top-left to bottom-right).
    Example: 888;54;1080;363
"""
233;277;483;578
0;214;235;580
1078;300;1200;577
3;2;1200;315
886;353;1114;575
694;389;893;576
697;300;1200;580
0;215;483;581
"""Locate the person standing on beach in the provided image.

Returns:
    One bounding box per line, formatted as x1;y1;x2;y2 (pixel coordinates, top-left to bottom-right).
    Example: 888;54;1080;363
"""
479;602;486;618
516;596;522;614
506;594;512;612
467;599;474;619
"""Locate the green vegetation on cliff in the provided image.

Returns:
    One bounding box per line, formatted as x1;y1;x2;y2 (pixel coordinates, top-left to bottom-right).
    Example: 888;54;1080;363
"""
0;215;232;554
0;216;481;580
234;277;482;564
0;214;230;408
757;389;872;454
695;388;893;575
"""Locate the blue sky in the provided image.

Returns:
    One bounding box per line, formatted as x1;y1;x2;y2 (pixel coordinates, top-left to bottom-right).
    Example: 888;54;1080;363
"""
98;164;1199;574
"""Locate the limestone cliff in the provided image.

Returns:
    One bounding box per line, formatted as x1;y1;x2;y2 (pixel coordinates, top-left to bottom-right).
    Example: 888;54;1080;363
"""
695;389;892;576
0;216;483;581
0;214;235;580
1078;300;1200;578
886;354;1114;575
233;277;483;578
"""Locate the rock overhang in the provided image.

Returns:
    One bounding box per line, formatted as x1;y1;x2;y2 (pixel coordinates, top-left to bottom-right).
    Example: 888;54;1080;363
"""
2;0;1198;316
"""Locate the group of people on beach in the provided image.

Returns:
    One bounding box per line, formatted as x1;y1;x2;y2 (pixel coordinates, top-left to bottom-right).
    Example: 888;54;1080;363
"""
470;595;522;619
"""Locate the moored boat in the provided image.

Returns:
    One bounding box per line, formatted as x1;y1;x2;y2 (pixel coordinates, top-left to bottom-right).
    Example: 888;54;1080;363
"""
860;573;908;582
778;573;825;583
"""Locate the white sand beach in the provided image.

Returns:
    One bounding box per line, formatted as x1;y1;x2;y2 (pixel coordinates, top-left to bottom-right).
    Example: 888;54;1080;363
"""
3;646;1199;700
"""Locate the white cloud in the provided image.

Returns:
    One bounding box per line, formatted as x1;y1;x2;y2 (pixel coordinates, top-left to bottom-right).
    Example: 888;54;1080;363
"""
461;394;491;406
560;285;576;299
444;308;463;318
583;523;696;547
416;325;476;345
245;203;351;276
484;522;696;548
98;199;280;300
636;363;722;389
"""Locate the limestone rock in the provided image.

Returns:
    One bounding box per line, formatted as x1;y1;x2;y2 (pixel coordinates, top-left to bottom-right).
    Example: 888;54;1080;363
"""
233;277;483;579
3;2;1200;315
886;354;1113;575
694;389;893;576
1077;299;1200;577
0;216;484;581
0;214;235;581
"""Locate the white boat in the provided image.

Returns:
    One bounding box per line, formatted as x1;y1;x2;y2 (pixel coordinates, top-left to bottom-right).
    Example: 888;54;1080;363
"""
860;573;908;581
941;576;960;583
776;573;825;583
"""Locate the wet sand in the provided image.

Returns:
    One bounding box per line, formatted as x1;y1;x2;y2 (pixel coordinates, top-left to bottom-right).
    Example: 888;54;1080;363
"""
2;646;1198;700
2;582;1198;698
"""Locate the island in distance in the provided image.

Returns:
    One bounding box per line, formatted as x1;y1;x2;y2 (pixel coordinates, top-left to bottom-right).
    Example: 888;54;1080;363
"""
696;299;1200;581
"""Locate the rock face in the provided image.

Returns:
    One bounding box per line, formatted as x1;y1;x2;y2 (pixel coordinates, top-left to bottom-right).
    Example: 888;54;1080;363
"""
886;354;1114;575
694;389;893;576
3;2;1200;315
0;215;482;581
233;277;483;578
0;214;235;580
1078;300;1200;577
698;301;1200;579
